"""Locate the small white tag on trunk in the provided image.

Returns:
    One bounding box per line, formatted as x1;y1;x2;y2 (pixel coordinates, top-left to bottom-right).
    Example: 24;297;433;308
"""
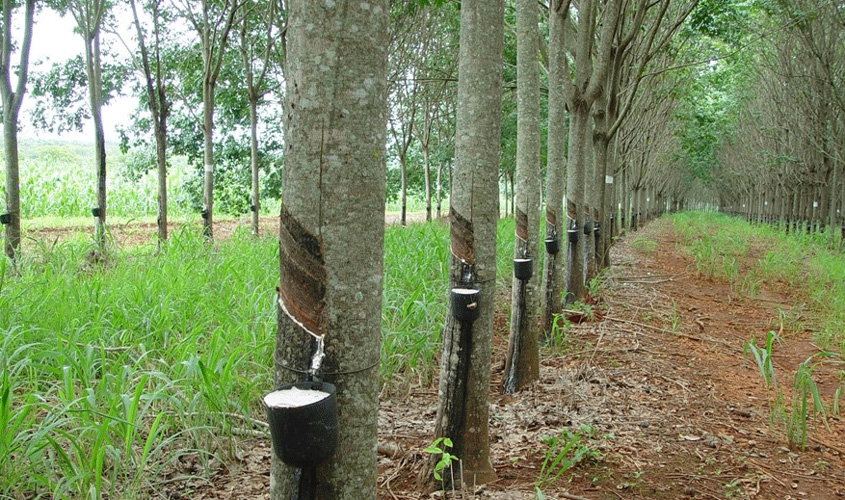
813;201;818;208
204;164;214;173
605;175;614;184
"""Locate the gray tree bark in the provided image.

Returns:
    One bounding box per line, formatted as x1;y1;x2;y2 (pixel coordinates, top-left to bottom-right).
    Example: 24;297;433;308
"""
236;1;280;236
170;0;242;240
422;0;503;490
540;0;567;336
503;0;541;394
1;0;34;260
129;0;170;246
271;1;388;499
563;0;620;303
66;0;109;248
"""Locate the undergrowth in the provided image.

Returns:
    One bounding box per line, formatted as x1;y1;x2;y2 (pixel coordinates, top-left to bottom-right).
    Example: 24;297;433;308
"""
0;218;517;497
676;212;845;448
673;212;845;355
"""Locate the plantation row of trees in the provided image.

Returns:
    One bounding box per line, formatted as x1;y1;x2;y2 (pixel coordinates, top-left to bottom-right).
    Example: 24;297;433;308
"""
1;1;837;254
711;0;844;236
282;0;845;496
2;0;843;497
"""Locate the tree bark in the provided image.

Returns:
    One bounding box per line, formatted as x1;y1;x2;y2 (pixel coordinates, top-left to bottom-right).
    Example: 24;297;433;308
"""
422;0;503;490
271;1;388;499
540;0;567;335
503;0;541;394
237;1;279;237
184;0;241;241
129;0;169;246
79;6;108;249
202;79;215;239
436;162;443;219
565;103;590;303
1;0;34;260
563;0;620;303
249;94;260;234
66;0;110;248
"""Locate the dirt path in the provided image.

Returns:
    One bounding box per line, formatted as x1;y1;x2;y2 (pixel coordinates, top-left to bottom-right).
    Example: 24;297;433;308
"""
366;217;844;500
89;216;845;499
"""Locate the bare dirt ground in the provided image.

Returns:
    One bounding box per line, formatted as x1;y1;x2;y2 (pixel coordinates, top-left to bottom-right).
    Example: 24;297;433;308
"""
26;215;845;499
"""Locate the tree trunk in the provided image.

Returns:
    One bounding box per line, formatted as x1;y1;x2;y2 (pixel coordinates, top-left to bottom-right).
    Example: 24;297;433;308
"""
1;0;34;260
436;162;443;219
2;111;21;259
130;0;169;246
271;1;388;498
422;0;503;490
423;148;431;222
565;103;590;303
155;119;168;242
202;80;215;239
400;156;407;226
249;95;260;235
85;31;107;248
540;0;567;335
503;0;541;394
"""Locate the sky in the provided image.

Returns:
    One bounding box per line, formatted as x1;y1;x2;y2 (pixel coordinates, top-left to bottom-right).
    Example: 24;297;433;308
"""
17;8;135;143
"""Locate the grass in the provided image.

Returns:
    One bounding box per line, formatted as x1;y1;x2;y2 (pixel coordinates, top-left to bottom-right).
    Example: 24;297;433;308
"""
0;140;282;220
0;216;517;497
673;212;845;355
1;226;277;497
677;212;845;449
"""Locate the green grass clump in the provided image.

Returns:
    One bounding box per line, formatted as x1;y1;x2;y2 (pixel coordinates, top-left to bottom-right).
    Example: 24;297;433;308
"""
381;222;450;390
380;218;516;391
629;235;658;254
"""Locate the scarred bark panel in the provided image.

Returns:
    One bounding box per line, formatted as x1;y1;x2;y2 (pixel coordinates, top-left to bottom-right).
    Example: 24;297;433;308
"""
279;203;327;335
450;206;475;265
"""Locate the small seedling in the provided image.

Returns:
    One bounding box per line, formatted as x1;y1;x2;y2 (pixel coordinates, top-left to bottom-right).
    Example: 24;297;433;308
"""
743;331;780;390
424;437;459;483
535;424;600;488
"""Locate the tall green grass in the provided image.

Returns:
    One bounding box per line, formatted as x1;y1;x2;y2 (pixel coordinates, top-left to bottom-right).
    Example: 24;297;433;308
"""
0;216;517;497
0;227;277;498
673;211;845;354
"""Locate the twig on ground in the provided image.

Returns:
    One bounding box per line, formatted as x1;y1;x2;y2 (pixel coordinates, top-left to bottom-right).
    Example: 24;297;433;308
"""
561;492;596;500
746;459;787;487
809;435;845;456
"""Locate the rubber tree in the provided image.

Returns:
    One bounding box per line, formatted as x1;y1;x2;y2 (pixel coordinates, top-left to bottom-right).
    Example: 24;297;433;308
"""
540;0;568;335
62;0;110;248
235;0;284;236
561;0;620;303
413;25;456;223
591;0;698;272
421;0;503;490
170;0;244;240
503;0;540;394
1;0;34;260
387;6;426;227
270;0;388;498
127;0;171;245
